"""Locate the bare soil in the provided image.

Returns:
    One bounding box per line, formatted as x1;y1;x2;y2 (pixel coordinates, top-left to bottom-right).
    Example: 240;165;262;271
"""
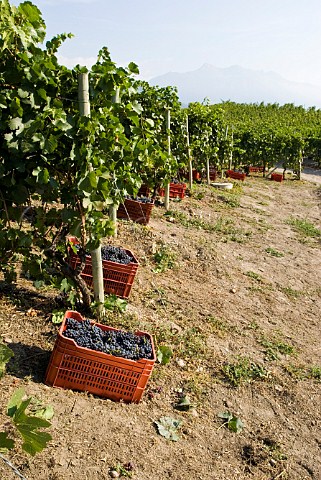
1;172;321;480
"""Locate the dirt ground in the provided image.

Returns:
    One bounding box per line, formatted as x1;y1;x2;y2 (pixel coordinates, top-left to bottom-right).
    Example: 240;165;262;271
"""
0;170;321;480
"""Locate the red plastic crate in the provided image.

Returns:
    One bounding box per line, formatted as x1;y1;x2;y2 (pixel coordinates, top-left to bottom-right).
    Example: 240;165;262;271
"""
45;311;156;403
209;167;217;181
117;198;154;225
68;238;139;299
249;166;264;173
226;170;246;181
158;182;187;199
271;173;284;182
192;170;201;181
137;185;151;196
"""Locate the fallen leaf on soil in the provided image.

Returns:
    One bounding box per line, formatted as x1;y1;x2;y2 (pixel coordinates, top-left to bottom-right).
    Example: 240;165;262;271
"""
155;416;182;441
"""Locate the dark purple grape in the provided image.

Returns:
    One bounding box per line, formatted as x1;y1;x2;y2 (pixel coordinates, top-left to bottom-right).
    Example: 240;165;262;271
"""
63;317;153;360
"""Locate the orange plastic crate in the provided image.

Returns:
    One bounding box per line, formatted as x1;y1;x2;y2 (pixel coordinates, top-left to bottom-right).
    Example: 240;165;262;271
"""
117;198;154;225
226;170;246;181
45;311;156;403
68;238;139;299
137;185;151;196
209;167;217;181
158;183;186;199
249;166;264;173
271;173;283;182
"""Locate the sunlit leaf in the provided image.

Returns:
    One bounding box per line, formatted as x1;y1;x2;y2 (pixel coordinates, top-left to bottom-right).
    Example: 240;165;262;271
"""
218;411;244;433
157;345;173;365
0;343;14;379
155;416;182;441
174;395;194;411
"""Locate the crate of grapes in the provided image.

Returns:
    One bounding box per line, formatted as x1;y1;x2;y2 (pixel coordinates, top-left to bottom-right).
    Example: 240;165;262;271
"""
68;237;139;299
117;197;154;225
45;310;156;403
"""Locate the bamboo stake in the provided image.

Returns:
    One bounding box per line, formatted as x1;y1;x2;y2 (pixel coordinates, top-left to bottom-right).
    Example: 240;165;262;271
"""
110;86;120;236
186;115;193;190
229;126;233;171
78;73;105;315
164;108;171;210
297;149;302;180
206;131;210;184
206;157;210;185
221;125;229;178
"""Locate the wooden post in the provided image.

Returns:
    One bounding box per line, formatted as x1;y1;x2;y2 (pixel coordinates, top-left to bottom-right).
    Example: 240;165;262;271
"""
229;126;233;171
297;150;302;180
206;157;210;184
110;87;120;236
186;115;193;190
164;108;171;210
78;73;105;315
206;131;210;184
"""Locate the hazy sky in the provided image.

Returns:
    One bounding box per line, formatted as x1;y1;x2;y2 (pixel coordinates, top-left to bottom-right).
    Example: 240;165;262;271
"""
24;0;321;86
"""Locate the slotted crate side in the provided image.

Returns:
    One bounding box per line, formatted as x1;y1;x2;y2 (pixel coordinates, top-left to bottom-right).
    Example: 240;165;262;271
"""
45;347;152;402
158;183;186;199
271;173;284;182
209;167;217;181
45;311;156;403
68;238;139;298
226;170;246;181
249;166;264;173
117;198;154;225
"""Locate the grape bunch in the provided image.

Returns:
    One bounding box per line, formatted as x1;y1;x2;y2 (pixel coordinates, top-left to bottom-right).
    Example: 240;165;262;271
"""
63;317;153;360
171;178;185;185
101;245;133;264
125;195;154;204
74;243;133;265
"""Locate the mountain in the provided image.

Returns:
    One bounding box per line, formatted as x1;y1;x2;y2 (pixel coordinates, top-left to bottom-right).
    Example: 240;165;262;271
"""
149;64;321;107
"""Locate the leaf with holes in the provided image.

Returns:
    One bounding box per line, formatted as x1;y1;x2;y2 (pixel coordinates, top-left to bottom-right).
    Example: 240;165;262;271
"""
155;416;182;441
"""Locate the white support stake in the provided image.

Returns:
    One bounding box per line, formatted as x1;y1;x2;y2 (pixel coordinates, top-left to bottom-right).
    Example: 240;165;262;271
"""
206;157;210;185
186;115;193;190
110;86;120;236
229;126;234;171
164;108;171;210
78;73;105;314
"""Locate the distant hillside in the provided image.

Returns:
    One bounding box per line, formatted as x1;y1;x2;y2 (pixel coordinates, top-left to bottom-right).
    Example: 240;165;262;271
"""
149;64;321;108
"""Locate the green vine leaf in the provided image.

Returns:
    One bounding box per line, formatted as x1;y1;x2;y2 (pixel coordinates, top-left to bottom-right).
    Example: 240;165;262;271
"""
174;395;194;412
155;416;182;441
0;432;15;453
0;343;14;379
218;411;244;433
157;345;173;365
6;388;53;456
